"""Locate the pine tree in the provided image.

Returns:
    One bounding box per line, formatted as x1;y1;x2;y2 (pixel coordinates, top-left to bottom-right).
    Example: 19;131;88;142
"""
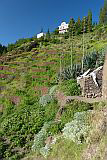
87;10;92;32
99;0;107;25
68;18;75;35
99;8;103;24
103;0;107;25
46;28;51;40
75;17;82;34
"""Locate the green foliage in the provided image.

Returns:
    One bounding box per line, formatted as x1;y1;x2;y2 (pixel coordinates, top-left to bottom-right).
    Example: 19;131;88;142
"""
87;10;92;32
60;101;92;128
57;64;81;81
49;85;58;96
83;49;105;70
32;123;50;151
62;111;91;144
0;44;7;55
99;0;107;25
75;17;82;35
58;79;81;96
39;94;53;106
44;100;58;122
7;43;16;52
47;122;62;135
0;100;44;159
47;137;86;160
53;28;59;35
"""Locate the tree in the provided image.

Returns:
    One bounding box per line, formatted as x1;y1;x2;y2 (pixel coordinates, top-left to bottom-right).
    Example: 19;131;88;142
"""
87;10;92;32
99;0;107;25
53;28;59;35
99;8;104;24
68;18;75;35
46;28;51;40
0;44;7;55
75;17;82;34
103;0;107;25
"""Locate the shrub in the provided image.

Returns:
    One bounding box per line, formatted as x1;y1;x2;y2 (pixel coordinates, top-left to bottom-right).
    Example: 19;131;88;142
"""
39;144;50;158
60;101;93;129
32;123;50;151
62;111;91;144
58;79;81;96
49;85;58;96
39;94;53;106
0;101;45;159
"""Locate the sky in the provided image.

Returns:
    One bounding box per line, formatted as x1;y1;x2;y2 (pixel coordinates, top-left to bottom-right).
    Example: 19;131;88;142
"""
0;0;104;46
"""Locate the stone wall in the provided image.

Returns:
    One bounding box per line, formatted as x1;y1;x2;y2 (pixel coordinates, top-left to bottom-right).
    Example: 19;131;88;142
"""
84;68;102;98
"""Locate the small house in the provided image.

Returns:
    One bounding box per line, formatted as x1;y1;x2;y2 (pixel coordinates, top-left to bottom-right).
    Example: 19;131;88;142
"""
58;22;69;34
37;32;45;38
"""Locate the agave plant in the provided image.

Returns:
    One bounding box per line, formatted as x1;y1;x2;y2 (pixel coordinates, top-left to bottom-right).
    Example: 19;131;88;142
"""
57;64;81;82
83;48;106;71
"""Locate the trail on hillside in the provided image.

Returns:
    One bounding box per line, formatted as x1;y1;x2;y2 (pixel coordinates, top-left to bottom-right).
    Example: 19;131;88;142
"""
55;90;104;121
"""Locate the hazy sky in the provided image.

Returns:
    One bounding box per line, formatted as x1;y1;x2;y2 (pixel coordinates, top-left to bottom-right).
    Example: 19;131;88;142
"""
0;0;104;46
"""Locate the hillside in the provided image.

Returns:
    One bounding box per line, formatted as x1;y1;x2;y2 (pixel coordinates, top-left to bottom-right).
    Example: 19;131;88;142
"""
0;25;107;160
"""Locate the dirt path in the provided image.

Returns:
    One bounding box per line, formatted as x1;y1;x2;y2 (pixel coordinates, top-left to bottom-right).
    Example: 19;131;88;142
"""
55;90;103;107
55;90;104;121
66;96;103;104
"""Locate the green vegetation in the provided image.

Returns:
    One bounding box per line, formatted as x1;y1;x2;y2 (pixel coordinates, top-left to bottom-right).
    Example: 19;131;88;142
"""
0;3;107;159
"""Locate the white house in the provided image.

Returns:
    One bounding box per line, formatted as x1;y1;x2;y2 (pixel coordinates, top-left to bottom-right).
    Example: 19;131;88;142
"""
37;32;45;38
58;22;69;34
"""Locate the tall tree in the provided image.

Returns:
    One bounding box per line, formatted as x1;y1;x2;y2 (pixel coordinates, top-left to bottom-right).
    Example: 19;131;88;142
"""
0;44;7;55
87;10;92;32
46;28;51;40
68;18;75;35
103;0;107;25
99;8;103;24
75;17;82;34
99;0;107;25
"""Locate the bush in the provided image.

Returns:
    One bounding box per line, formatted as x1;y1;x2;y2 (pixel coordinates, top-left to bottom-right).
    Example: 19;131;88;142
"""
49;85;58;96
32;123;50;151
58;79;81;96
62;111;91;144
39;94;53;106
60;101;93;128
32;122;57;157
0;102;45;159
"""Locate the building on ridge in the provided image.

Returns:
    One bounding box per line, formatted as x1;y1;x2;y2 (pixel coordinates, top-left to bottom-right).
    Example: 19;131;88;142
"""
58;22;69;34
37;32;45;38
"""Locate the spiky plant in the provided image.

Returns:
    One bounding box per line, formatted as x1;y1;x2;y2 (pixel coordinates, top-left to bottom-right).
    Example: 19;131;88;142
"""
57;64;81;82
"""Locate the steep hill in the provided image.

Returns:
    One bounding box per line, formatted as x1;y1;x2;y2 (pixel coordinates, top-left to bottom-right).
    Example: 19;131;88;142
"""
0;25;107;160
